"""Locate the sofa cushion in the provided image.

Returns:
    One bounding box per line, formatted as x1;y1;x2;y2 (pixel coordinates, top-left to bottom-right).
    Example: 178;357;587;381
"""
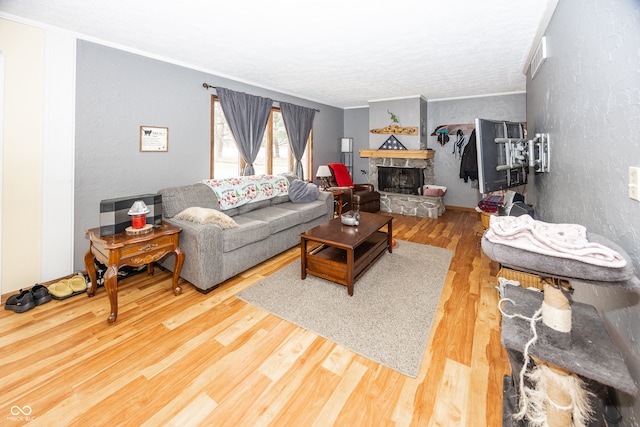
159;183;218;218
174;207;238;229
277;199;329;223
222;217;270;252
241;206;303;234
271;195;289;205
238;199;271;214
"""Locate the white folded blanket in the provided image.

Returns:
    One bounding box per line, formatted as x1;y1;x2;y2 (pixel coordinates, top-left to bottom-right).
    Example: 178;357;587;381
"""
485;215;626;268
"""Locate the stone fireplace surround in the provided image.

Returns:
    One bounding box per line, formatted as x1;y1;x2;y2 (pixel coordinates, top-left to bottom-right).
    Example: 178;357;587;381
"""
366;153;445;218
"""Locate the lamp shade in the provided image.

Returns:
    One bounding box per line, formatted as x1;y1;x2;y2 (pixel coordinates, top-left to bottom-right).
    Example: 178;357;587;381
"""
341;137;353;153
127;200;150;215
316;165;332;178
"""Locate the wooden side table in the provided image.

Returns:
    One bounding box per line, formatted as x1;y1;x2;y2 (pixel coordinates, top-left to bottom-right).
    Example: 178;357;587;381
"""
84;221;184;324
332;190;344;217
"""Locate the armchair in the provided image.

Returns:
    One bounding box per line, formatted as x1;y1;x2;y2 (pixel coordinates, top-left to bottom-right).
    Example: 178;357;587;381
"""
326;163;380;213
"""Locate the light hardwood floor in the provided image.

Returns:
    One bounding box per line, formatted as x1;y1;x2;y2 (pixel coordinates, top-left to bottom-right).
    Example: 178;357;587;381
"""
0;210;509;426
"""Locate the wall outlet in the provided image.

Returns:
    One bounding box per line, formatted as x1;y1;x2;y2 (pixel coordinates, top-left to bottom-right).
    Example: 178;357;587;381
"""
630;166;640;201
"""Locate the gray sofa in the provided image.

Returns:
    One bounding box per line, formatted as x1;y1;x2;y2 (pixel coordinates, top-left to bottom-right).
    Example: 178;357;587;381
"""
157;179;333;292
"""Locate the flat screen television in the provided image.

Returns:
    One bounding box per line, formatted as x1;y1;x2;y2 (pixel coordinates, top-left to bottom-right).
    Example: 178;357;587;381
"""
475;118;527;194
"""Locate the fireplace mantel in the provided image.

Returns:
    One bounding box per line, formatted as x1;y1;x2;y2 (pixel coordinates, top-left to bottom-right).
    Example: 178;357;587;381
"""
359;149;434;159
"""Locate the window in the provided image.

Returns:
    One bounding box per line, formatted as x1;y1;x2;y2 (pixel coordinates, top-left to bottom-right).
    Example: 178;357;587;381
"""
210;96;312;179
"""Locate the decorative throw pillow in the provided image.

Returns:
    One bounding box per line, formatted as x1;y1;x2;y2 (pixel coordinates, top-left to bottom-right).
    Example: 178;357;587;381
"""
422;185;447;197
288;179;320;204
174;207;238;229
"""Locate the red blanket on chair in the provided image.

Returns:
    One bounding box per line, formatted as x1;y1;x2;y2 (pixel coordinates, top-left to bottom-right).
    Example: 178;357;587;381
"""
328;163;354;187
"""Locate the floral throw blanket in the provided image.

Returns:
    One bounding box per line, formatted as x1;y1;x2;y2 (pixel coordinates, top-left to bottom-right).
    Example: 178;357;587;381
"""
202;175;290;211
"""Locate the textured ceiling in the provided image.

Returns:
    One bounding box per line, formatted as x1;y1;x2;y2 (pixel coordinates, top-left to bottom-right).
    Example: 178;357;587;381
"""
1;0;556;108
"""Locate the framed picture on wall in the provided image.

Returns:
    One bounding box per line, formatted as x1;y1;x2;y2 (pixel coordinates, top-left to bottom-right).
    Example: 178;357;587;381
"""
140;126;168;152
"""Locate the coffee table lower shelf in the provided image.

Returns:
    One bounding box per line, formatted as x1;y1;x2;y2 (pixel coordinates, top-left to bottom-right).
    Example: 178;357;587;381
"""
302;231;388;295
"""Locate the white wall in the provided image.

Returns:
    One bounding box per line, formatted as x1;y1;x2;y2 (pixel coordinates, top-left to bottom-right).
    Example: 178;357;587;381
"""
0;18;45;294
0;17;76;295
42;30;76;281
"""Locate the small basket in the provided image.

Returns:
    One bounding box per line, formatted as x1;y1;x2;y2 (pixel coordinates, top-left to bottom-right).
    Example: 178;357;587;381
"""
497;267;543;291
480;211;495;229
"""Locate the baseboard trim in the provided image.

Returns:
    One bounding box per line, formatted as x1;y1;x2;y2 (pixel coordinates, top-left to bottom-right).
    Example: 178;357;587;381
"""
445;205;478;213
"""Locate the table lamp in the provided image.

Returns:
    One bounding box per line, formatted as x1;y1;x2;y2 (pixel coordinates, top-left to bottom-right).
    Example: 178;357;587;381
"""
316;165;332;190
128;200;150;229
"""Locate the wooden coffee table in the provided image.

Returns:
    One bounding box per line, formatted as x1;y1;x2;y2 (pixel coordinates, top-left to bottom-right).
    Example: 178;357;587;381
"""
300;211;393;296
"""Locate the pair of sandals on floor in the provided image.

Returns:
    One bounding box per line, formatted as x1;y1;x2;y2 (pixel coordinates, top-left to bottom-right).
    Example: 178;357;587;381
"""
5;275;88;313
48;275;88;299
4;284;52;313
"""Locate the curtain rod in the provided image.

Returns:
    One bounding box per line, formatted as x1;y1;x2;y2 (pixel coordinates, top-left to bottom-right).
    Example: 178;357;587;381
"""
202;83;320;112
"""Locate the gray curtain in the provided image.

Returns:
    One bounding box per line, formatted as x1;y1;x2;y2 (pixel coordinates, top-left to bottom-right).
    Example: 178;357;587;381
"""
280;102;315;179
217;87;273;176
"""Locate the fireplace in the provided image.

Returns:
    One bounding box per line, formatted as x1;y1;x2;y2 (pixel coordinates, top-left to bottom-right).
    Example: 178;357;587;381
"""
360;150;445;218
366;155;434;193
378;166;424;195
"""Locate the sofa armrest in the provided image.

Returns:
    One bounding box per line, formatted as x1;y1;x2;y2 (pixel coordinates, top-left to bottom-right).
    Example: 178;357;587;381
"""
160;218;226;290
158;183;218;218
316;190;333;203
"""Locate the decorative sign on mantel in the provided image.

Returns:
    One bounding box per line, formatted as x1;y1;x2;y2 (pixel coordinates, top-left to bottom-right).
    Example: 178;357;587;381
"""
140;126;169;152
370;124;418;135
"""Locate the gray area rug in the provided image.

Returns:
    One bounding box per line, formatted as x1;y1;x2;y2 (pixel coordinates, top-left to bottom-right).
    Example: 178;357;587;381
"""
236;240;453;377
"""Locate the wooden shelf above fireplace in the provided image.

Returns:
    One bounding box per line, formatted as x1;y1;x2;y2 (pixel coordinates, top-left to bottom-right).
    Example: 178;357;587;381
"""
359;149;435;159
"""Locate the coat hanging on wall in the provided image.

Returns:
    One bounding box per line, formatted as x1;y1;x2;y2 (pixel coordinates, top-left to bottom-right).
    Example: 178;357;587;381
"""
459;129;478;182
